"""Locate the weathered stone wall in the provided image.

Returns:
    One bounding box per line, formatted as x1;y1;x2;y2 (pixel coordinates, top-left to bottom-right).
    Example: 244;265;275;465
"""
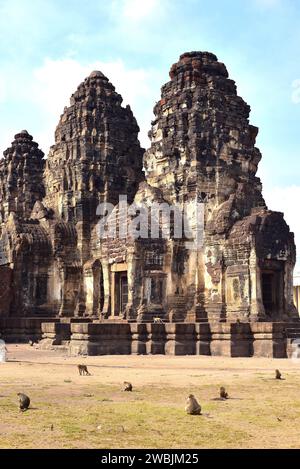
0;265;12;316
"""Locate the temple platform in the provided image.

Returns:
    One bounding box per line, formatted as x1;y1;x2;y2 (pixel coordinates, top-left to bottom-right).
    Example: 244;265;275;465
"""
1;318;300;358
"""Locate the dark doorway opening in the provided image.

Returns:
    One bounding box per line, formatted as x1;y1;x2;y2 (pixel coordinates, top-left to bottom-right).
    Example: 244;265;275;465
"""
261;268;283;317
114;272;128;315
35;276;48;306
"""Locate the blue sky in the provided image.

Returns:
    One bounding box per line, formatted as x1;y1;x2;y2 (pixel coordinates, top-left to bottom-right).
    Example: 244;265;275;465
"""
0;0;300;265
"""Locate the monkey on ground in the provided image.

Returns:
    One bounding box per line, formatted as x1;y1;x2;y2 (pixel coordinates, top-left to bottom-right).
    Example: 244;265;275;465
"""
77;364;91;376
17;393;30;412
123;381;133;392
275;369;283;380
220;387;229;399
185;394;201;415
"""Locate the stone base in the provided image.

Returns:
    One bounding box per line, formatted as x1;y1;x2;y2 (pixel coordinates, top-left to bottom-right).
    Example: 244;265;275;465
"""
65;321;300;357
2;318;300;358
0;317;59;343
39;322;72;350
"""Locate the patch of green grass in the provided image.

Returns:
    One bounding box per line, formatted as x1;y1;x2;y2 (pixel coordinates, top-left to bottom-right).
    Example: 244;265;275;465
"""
2;370;300;448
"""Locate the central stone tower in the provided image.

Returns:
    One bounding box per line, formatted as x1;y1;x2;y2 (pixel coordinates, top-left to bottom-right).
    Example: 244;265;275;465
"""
44;70;143;219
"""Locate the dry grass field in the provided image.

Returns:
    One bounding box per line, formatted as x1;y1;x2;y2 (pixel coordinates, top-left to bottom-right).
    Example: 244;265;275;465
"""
0;345;300;449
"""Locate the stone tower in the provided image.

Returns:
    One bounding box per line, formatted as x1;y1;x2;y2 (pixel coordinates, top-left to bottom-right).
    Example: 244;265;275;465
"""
0;130;45;224
144;51;264;212
142;51;297;322
44;70;144;220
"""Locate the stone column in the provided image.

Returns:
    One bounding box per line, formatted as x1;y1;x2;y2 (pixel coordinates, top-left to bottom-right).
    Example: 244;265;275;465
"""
249;247;265;320
125;247;136;319
110;270;116;317
102;260;111;318
83;265;93;317
285;261;299;319
188;249;207;322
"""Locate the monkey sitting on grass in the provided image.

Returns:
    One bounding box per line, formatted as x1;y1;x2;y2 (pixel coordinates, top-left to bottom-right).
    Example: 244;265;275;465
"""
185;394;201;415
17;393;30;412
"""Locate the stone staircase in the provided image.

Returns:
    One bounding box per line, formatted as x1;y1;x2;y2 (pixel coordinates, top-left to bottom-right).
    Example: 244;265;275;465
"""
285;325;300;340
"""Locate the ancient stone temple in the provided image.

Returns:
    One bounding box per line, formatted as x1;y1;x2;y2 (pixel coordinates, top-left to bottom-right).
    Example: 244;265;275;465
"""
0;52;299;357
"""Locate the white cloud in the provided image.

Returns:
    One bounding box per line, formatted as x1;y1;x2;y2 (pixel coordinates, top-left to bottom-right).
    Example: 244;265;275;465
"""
108;0;167;26
0;56;157;156
121;0;160;21
263;184;300;267
254;0;282;8
291;79;300;104
0;75;7;103
29;57;157;151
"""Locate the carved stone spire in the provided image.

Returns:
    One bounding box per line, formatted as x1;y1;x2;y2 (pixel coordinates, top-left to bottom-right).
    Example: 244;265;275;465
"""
0;130;45;223
144;51;265;222
44;70;144;222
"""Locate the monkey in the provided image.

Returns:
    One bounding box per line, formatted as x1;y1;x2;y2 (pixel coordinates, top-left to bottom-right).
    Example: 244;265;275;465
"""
17;393;30;412
28;338;37;346
77;364;91;376
153;317;164;324
185;394;201;415
220;386;229;399
275;369;283;380
123;381;133;392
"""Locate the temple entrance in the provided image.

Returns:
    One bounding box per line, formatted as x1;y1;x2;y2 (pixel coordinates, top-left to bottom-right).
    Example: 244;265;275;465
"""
110;263;128;317
261;261;284;317
114;272;128;315
35;275;48;306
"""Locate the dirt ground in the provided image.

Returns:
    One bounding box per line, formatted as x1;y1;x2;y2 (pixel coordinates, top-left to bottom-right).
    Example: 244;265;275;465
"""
1;344;300;449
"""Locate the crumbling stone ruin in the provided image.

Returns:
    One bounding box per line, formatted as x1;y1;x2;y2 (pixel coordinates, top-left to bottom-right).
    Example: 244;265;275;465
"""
0;52;299;356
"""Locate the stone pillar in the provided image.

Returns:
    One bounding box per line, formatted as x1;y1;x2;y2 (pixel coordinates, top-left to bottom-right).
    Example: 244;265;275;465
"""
188;249;207;322
102;261;111;318
125;248;136;319
58;266;66;317
285;261;299;319
83;265;93;317
110;271;116;317
249;247;265;320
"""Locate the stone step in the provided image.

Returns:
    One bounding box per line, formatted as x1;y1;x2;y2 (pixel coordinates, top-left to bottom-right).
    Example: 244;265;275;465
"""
285;328;300;339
